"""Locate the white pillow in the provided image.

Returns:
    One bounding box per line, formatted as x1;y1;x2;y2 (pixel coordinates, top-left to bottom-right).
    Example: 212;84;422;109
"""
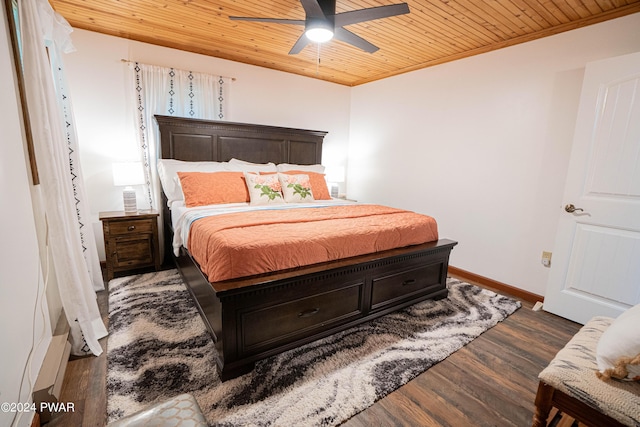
243;172;284;205
228;158;277;173
596;303;640;381
278;173;314;203
277;163;325;174
157;159;229;206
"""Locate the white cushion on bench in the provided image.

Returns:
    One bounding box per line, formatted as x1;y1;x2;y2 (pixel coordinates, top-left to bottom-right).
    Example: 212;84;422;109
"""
596;303;640;380
538;316;640;427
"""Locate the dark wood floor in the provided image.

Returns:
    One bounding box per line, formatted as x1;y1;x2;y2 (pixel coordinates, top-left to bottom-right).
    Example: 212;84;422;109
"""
47;271;582;427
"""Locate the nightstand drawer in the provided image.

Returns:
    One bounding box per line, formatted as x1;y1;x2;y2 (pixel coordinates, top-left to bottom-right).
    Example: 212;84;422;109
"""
111;235;155;268
109;219;155;235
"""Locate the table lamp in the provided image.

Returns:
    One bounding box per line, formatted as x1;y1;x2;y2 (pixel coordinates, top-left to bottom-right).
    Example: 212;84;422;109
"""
325;166;345;198
112;161;145;213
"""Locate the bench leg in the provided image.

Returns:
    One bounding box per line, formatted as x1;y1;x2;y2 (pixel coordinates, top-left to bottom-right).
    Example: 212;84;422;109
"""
532;381;554;427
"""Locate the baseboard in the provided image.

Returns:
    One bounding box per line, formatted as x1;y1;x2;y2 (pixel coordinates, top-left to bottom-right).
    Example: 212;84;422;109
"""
33;311;71;424
447;266;543;304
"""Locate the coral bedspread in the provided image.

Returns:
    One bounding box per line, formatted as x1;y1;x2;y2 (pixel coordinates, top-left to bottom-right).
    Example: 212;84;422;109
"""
187;204;438;282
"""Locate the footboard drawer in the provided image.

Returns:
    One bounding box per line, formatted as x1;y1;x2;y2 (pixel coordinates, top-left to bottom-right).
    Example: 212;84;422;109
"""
371;263;444;311
240;283;364;353
201;239;456;380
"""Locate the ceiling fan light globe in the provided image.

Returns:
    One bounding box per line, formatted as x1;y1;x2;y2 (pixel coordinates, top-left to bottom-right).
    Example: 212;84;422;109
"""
306;27;334;43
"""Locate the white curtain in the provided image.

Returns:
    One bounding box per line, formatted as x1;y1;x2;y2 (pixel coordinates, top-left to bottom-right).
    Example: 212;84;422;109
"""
129;62;231;211
48;19;104;292
19;0;107;355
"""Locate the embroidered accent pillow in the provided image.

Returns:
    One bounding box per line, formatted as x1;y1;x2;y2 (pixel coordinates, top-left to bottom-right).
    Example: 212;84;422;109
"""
244;172;284;205
268;170;331;200
278;173;315;203
177;171;249;207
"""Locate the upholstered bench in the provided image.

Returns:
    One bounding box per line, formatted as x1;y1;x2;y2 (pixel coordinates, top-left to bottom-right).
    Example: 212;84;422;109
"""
108;393;207;427
532;316;640;427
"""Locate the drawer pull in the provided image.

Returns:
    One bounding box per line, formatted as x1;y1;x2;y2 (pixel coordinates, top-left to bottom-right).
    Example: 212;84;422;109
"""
402;279;417;286
298;308;320;318
128;225;136;231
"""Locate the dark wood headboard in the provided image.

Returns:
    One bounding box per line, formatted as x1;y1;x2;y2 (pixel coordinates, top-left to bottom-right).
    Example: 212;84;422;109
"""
154;115;328;261
155;115;326;165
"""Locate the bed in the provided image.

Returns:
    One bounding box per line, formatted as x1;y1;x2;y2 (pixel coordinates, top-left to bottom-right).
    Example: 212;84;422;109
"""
155;115;458;381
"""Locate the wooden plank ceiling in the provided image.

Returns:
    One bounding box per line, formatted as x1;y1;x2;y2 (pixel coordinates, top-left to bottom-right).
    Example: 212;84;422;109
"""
48;0;640;86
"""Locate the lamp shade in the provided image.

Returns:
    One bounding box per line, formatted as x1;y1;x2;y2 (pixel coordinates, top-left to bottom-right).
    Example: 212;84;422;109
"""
112;161;145;213
112;161;145;187
325;166;345;199
325;166;345;183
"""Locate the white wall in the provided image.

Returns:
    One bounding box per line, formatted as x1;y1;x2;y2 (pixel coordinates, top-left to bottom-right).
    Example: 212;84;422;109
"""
0;5;50;427
65;13;640;296
348;13;640;296
63;30;352;260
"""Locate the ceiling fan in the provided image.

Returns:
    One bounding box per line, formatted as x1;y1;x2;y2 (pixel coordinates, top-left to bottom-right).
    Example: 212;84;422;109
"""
229;0;410;54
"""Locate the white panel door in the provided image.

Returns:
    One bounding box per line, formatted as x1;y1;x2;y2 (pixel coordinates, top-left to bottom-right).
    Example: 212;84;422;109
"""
543;52;640;324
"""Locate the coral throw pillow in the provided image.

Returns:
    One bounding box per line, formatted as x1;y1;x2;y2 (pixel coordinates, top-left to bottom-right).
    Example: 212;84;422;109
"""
177;171;249;207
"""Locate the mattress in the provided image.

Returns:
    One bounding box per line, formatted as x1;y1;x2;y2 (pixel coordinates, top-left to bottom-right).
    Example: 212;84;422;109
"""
175;202;439;282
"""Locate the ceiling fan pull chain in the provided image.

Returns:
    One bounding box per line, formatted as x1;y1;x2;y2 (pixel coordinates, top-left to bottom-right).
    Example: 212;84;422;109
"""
316;43;321;76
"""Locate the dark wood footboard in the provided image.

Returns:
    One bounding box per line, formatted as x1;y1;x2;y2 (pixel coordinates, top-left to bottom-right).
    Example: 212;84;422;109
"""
173;239;457;381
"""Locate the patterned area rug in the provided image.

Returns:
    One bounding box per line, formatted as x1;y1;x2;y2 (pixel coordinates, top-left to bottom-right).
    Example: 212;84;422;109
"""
107;269;520;426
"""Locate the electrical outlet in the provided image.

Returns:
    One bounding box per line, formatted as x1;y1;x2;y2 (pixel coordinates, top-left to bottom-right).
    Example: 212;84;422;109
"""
541;251;552;267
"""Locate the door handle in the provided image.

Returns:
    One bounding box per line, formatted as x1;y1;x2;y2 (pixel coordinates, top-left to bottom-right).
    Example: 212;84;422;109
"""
564;204;584;213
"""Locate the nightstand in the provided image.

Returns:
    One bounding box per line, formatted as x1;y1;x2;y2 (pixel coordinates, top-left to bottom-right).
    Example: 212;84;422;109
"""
99;210;161;280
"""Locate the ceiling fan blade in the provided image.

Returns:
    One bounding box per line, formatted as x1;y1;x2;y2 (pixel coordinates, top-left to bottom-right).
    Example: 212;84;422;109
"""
300;0;327;18
334;27;379;53
289;34;310;54
334;3;409;27
229;16;305;25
